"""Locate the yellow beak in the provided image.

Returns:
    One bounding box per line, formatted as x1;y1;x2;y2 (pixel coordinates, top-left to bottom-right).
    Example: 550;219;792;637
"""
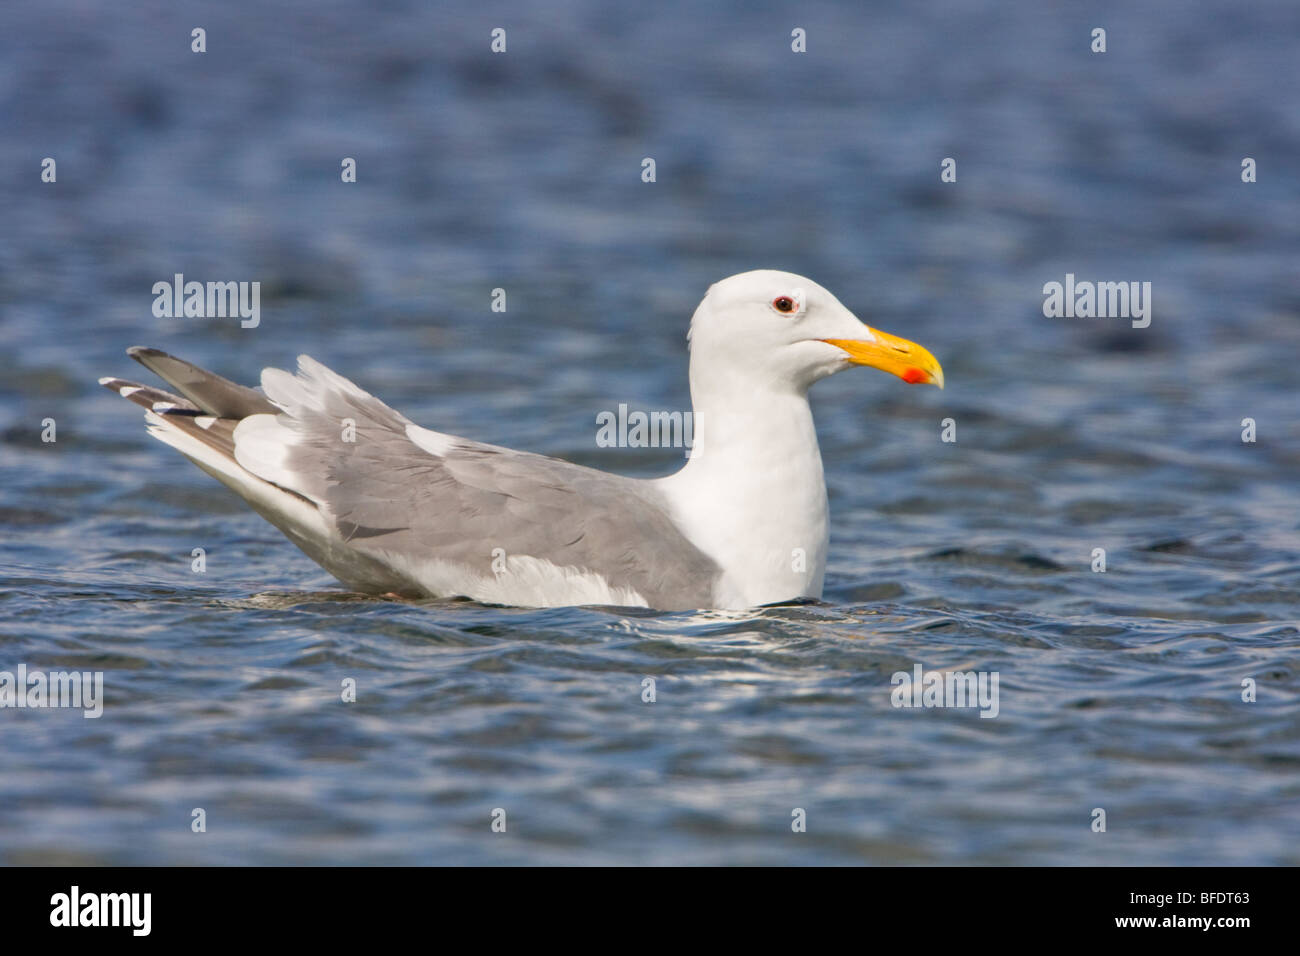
820;329;945;388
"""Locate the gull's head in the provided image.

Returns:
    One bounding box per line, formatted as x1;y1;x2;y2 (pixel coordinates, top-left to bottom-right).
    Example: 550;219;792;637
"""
688;270;944;391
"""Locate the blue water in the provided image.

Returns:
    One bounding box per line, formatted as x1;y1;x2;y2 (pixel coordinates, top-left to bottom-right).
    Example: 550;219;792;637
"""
1;0;1298;864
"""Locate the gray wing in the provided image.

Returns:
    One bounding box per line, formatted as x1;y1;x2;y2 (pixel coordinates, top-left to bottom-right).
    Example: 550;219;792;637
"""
237;356;720;609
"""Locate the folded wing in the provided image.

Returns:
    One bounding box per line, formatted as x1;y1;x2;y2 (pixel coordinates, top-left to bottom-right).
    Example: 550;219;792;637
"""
105;349;719;610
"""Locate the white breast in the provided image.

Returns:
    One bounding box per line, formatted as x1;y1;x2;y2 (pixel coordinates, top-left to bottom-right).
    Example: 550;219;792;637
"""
655;388;829;609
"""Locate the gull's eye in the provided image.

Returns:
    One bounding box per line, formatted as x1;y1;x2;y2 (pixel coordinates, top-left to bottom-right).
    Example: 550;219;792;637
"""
772;295;797;314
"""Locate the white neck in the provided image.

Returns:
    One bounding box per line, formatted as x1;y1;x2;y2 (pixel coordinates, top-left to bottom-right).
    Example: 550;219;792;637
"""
654;362;829;608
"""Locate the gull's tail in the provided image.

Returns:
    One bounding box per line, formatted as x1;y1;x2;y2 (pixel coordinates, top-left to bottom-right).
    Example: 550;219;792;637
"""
99;346;273;478
100;347;404;592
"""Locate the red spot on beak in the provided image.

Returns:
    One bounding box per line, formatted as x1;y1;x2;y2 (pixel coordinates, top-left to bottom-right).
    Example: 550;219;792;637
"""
901;367;928;384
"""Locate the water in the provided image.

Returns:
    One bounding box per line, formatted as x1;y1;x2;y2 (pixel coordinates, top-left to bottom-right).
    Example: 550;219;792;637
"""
1;0;1298;864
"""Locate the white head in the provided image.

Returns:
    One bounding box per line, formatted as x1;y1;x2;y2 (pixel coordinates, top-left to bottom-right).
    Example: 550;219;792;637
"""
688;270;943;393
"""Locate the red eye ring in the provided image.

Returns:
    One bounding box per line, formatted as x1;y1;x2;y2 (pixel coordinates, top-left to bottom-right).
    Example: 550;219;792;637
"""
773;295;797;314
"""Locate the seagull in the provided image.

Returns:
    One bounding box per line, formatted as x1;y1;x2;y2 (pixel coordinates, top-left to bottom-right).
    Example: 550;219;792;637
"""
101;270;943;611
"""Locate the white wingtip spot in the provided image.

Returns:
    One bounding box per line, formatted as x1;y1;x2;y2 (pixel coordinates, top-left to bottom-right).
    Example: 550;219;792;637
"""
151;401;176;412
405;423;456;458
120;386;142;398
98;376;115;386
195;416;217;429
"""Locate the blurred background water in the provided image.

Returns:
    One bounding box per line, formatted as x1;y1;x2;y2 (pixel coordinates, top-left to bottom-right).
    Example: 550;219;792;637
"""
1;0;1298;864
